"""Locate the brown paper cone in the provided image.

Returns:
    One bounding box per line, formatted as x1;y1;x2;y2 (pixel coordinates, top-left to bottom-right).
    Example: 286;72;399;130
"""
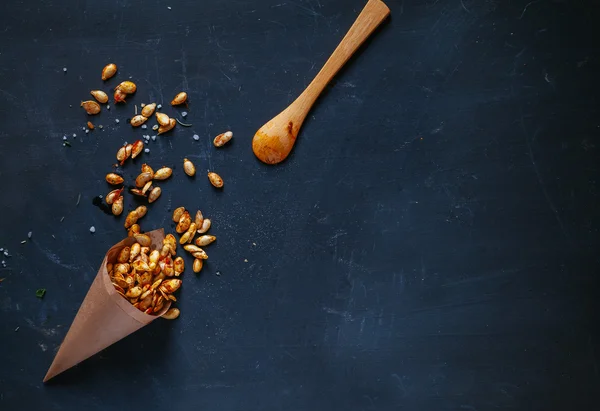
43;228;171;382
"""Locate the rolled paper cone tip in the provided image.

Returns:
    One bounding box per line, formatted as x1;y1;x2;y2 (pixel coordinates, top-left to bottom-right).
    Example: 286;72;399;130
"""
43;228;170;382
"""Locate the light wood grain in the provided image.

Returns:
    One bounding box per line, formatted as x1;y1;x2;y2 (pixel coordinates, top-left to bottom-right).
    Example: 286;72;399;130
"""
252;0;390;164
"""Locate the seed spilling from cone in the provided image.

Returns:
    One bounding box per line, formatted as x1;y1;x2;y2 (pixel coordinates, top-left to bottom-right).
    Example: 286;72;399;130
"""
108;232;184;316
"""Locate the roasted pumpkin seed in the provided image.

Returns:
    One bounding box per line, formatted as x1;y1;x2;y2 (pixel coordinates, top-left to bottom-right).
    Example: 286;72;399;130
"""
135;172;153;188
130;242;141;261
198;218;211;234
115;81;137;94
148;186;161;203
141;103;156;118
117;246;130;263
171;92;187;106
207;172;223;188
128;224;141;237
193;258;203;273
162;307;180;320
101;63;117;80
112;195;124;216
81;100;101;115
183;158;196;176
141;180;153;195
131;140;144;159
106;173;124;185
130;188;146;197
155;112;170;126
195;235;216;246
176;211;191;234
153;167;173;180
106;188;123;205
126;286;143;298
213;131;233;147
160;278;182;293
173;207;186;222
194;210;204;227
173;257;184;276
90;90;109;104
135;205;147;218
124;210;138;228
130;115;147;127
179;223;197;244
141;163;154;176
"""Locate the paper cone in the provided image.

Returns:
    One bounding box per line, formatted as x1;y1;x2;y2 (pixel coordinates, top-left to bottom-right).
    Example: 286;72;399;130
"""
43;228;170;382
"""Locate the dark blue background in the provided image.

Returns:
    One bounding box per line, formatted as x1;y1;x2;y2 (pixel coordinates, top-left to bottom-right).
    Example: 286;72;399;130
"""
1;0;598;409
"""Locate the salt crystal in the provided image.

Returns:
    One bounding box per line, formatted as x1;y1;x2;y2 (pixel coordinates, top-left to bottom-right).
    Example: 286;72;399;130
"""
167;6;172;10
63;67;67;72
193;134;199;141
72;133;76;137
151;135;156;141
62;136;67;140
157;104;162;109
181;111;188;117
85;129;89;134
141;125;147;129
115;119;120;124
107;104;110;110
144;148;150;153
89;226;96;233
27;231;32;239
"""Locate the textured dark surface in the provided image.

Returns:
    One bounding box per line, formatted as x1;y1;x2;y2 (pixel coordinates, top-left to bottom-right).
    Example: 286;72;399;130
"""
1;0;599;409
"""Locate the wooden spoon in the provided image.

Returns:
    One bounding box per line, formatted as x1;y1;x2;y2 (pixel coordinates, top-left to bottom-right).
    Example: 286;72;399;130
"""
252;0;390;164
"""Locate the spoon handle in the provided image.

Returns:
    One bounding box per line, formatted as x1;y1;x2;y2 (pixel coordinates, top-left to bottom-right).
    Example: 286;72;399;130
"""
292;0;390;116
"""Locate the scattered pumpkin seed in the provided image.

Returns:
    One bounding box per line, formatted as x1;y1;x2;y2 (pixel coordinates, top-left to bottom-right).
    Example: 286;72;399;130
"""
101;63;117;80
153;167;173;180
142;103;156;117
148;186;161;203
207;172;224;188
131;115;147;127
213;131;233;147
81;100;101;115
90;90;109;103
171;92;187;105
156;112;170;126
183;158;196;176
115;81;137;94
